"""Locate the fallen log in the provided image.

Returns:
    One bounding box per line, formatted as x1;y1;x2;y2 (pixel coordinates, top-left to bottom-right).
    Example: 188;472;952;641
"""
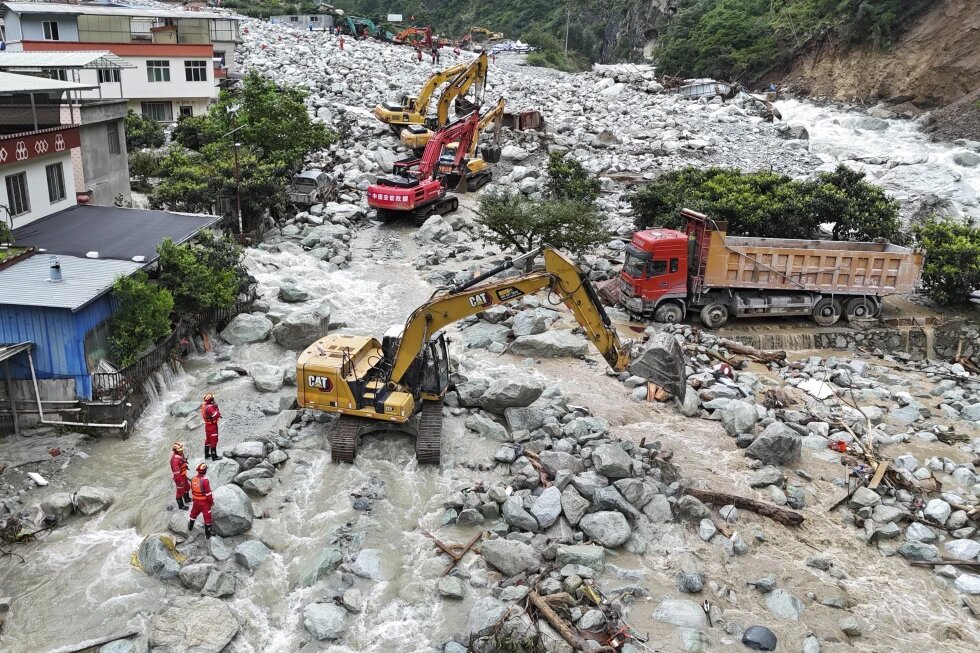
528;592;616;653
911;559;980;570
717;338;787;364
683;487;804;526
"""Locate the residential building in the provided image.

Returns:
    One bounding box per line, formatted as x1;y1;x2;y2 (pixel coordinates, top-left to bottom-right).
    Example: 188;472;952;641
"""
0;2;242;120
0;70;89;229
0;52;133;206
270;14;334;31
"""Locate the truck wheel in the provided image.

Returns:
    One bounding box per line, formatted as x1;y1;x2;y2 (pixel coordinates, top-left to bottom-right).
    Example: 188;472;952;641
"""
700;303;728;328
654;303;683;324
844;297;876;322
812;297;842;326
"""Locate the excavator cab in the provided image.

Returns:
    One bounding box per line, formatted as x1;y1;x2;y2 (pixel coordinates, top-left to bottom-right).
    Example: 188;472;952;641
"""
381;326;451;401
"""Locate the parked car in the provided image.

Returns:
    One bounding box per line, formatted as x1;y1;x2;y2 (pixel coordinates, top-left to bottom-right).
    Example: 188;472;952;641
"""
287;169;331;205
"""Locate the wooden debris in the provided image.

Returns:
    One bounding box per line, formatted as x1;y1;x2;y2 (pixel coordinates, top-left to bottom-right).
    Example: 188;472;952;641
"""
867;461;889;490
683;486;804;526
647;382;669;402
911;559;980;570
716;337;787;364
423;530;483;577
26;472;47;487
529;591;617;653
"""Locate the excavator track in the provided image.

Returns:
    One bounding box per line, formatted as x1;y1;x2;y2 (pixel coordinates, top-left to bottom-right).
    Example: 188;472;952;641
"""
415;402;443;465
330;415;361;463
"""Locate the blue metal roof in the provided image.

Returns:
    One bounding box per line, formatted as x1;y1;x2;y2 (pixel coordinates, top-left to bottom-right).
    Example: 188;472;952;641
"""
0;254;140;312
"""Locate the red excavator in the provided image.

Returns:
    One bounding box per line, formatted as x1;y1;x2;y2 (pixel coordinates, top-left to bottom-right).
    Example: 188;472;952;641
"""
394;25;432;48
367;111;481;223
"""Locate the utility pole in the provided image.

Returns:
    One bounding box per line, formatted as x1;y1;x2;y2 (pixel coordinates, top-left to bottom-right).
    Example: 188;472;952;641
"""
564;3;570;55
233;141;243;236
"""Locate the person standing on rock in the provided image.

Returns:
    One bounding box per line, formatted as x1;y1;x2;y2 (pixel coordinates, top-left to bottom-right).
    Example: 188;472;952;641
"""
188;463;214;539
170;442;191;510
339;35;345;51
415;46;422;64
201;392;221;461
431;46;437;64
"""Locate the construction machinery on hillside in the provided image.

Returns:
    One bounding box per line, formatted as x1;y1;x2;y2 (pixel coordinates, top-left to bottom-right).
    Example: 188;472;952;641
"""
438;97;505;190
399;52;489;150
297;247;639;463
462;26;504;50
374;60;470;134
367;111;482;222
393;25;432;47
618;209;924;327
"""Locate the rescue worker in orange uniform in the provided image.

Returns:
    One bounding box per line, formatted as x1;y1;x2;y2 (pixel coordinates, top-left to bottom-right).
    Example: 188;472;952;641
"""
170;442;191;510
202;392;221;461
188;462;214;538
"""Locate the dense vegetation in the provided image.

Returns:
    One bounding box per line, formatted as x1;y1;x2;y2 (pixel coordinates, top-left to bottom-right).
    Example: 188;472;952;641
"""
151;71;335;231
108;272;174;366
912;218;980;307
124;110;164;151
477;152;607;254
656;0;934;81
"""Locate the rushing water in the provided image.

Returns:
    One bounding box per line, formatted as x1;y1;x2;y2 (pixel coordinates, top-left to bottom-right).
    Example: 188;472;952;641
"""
3;108;980;652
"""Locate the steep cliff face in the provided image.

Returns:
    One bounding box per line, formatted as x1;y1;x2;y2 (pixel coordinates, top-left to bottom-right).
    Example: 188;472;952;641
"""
782;0;980;108
598;0;674;63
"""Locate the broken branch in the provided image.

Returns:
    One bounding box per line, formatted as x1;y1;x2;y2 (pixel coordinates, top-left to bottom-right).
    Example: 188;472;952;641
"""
683;486;804;526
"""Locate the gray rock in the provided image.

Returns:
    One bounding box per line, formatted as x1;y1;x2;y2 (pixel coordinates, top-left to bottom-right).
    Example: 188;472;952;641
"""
201;569;236;598
500;585;531;602
198;457;240;489
944;539;980;561
231;441;267;458
220;313;273;344
481;538;542;576
593;486;641;522
467;597;508;641
479;379;544;413
512;309;554;336
954;573;980;594
839;616;865;637
571;471;609;499
39;492;74;521
652;598;709;628
592;444;633;479
556;544;605;571
504;406;547;432
924;499;952;525
539;450;585;476
303;602;346;640
272;301;332;350
509;330;588;358
561;485;591;525
438;575;466;599
766;589;804;620
206;369;239;385
679;387;700;417
302;547;343;586
351;548;388;581
530;486;562;529
749;466;784;488
169;400;200;418
461;322;511;349
98;641;137;653
698;519;717;541
209;535;231;561
954;150;980;167
745;422;801;466
137;533;181;580
342;588;363;613
234;540;271;570
539;620;574;653
457;508;485;526
465;413;509;441
178;563;214;591
578;608;605;630
249;363;285;393
676;570;705;593
243;477;274;496
211;484;254;537
579;512;631;547
643;494;673;523
905;522;937;542
898;541;941;562
503;495;540;532
148;597;239;652
849;486;881;508
614;479;654;508
721;400;759;436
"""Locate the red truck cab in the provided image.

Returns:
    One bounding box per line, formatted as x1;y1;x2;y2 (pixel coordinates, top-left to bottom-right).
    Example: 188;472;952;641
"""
620;228;691;322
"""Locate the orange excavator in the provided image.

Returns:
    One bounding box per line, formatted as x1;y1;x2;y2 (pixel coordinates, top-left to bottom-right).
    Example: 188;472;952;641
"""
367;111;481;223
394;25;432;47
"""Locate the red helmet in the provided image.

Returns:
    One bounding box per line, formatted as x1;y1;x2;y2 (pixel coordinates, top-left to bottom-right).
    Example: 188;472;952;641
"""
196;463;208;473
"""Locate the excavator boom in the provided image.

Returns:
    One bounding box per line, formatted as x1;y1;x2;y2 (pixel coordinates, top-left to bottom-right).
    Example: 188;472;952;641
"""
387;247;631;387
374;61;469;127
435;52;488;127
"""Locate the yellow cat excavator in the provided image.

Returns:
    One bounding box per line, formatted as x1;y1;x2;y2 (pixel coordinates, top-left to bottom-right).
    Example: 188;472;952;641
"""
374;60;469;133
296;247;682;464
399;52;489;149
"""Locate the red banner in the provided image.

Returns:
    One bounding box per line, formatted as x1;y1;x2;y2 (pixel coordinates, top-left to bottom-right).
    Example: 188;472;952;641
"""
0;127;80;170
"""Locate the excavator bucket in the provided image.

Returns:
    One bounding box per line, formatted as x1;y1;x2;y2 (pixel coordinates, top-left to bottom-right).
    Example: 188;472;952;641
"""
629;332;687;399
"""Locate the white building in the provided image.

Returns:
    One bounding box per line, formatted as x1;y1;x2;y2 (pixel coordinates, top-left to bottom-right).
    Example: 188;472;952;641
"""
0;2;242;120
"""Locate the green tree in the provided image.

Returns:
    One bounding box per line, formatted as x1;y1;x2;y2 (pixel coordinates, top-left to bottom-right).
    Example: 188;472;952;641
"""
477;190;608;254
156;238;241;315
108;272;174;366
545;151;600;202
124;109;165;151
912;217;980;307
127;151;161;191
809;165;902;242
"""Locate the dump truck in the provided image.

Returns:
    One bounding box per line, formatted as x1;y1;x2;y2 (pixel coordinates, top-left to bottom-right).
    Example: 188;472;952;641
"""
620;209;924;327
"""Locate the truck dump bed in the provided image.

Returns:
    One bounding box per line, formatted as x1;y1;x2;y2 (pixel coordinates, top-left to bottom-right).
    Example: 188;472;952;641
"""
694;215;923;296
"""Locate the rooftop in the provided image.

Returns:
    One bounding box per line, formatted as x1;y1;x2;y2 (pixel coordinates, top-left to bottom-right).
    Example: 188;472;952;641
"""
12;204;221;262
1;2;239;21
0;51;134;70
0;254;141;311
0;70;96;94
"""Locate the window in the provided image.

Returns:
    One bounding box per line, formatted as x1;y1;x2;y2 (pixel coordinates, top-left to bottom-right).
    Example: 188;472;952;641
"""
290;16;299;22
5;172;30;216
311;16;319;22
42;21;60;40
184;60;207;82
649;260;667;276
43;69;68;81
141;101;173;122
97;68;121;84
214;51;226;67
669;258;679;273
107;124;121;155
179;105;193;117
146;60;170;83
46;163;66;203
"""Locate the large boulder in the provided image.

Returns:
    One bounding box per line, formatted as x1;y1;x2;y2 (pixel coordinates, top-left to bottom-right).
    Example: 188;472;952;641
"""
530;486;562;529
219;314;273;345
512;308;557;337
201;570;236;598
479;379;544;413
249;363;285;393
200;457;240;489
74;486;114;516
720;400;759;436
278;280;312;303
467;597;508;642
302;547;343;586
148;596;240;652
211;485;254;537
178;563;214;591
508;331;588;358
591;444;633;479
652;598;709;628
137;534;182;580
303;603;346;641
351;548;389;581
579;512;631;548
234;540;271;571
502;495;539;532
555;544;605;571
461;323;511;349
539;451;584;476
745;422;801;466
465;413;509;441
480;538;542;577
39;492;74;521
415;215;453;242
560;485;591;525
766;589;804;620
272;301;332;350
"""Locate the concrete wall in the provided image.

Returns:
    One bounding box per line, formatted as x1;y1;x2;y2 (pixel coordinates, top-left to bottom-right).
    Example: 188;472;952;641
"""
126;97;211;119
79;118;131;205
0;152;77;229
19;15;80;42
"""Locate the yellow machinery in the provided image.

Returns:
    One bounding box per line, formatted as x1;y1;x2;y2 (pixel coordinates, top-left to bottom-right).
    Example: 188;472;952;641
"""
400;53;489;150
438;97;505;191
374;60;469;132
297;247;634;464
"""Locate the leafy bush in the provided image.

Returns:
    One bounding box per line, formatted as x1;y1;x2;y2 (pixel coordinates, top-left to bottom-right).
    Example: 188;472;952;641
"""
912;218;980;307
156;237;243;315
0;220;11;245
128;151;161;191
630;164;901;242
108;272;174;366
125;109;165;151
477;190;608;254
545;152;600;202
